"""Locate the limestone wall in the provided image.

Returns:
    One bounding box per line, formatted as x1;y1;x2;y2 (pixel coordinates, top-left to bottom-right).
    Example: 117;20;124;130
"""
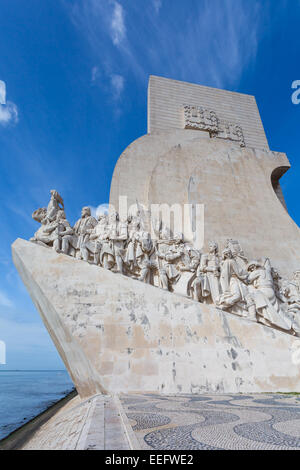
12;239;300;398
148;75;269;150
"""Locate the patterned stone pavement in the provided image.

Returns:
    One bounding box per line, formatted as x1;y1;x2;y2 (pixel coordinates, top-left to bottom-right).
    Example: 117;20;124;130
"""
120;393;300;450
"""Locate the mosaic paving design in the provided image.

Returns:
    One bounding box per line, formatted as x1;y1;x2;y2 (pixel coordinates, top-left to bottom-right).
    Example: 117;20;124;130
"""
120;393;300;450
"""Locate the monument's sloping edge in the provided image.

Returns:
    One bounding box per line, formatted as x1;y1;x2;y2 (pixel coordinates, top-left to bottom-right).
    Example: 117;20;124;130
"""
12;238;106;398
12;238;300;397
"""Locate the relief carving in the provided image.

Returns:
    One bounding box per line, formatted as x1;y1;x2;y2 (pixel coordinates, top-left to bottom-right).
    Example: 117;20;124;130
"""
183;105;245;147
216;122;245;147
30;190;300;337
183;105;218;133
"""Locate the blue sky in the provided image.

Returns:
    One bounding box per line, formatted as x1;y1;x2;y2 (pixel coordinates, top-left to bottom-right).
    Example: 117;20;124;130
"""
0;0;299;370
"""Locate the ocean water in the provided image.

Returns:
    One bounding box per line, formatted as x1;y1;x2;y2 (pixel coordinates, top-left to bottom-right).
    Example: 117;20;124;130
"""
0;370;75;440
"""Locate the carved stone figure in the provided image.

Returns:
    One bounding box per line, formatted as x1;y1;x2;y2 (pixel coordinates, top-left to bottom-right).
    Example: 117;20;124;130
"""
46;190;64;223
247;258;291;331
136;232;156;284
80;214;108;264
100;242;115;270
293;270;300;294
270;267;287;303
217;248;255;318
28;189;300;339
188;259;206;302
156;231;183;291
30;207;58;247
175;246;200;298
31;190;66;248
281;285;300;336
225;239;248;271
108;211;128;273
195;241;221;304
32;207;47;224
61;206;97;258
179;246;199;271
124;215;141;272
52;210;74;253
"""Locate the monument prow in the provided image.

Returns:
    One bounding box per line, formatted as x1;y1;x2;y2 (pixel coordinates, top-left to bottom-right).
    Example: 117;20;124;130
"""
12;239;300;397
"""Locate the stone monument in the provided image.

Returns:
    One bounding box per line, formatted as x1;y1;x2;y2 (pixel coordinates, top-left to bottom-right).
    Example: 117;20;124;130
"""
12;76;300;398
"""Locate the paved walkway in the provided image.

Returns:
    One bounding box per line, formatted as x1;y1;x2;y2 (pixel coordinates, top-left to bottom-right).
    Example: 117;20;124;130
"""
19;393;300;450
21;395;130;450
120;393;300;450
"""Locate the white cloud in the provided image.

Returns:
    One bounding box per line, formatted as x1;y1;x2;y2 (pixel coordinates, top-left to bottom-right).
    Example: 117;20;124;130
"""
110;1;126;46
68;0;263;92
0;80;18;126
91;64;125;100
153;0;162;13
110;73;124;99
0;80;6;104
91;65;100;83
0;101;18;125
0;290;14;308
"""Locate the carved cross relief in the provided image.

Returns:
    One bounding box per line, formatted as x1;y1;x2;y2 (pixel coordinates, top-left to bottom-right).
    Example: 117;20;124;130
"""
183;105;245;147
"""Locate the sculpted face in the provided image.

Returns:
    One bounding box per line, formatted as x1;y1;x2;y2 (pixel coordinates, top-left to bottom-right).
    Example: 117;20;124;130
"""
222;248;232;260
99;214;108;225
56;210;66;220
109;211;119;223
81;207;91;218
32;207;47;223
209;242;218;254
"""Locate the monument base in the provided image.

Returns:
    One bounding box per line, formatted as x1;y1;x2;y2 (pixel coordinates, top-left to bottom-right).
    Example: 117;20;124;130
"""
12;239;300;398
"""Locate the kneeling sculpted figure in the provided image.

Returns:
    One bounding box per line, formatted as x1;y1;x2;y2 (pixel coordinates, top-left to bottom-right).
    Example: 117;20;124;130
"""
31;190;66;248
247;258;291;331
217;248;256;319
31;207;57;247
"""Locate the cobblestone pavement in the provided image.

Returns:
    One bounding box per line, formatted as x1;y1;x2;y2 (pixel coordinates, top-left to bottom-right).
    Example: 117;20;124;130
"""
120;393;300;450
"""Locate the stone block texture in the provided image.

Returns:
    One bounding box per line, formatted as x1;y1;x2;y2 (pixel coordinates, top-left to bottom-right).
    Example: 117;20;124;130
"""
148;75;269;150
